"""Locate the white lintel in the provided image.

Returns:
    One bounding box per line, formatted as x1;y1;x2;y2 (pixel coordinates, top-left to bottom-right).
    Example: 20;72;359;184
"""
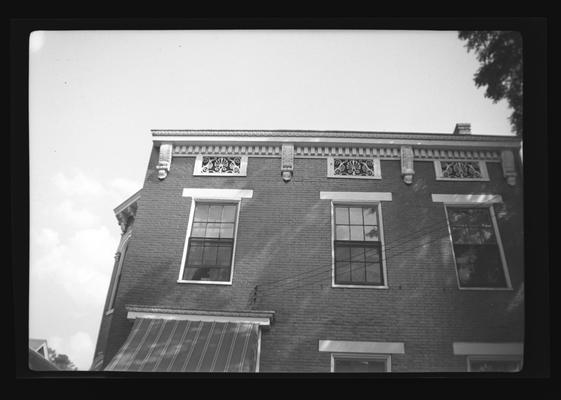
453;342;523;356
318;340;405;354
182;188;253;200
320;191;392;202
431;194;503;204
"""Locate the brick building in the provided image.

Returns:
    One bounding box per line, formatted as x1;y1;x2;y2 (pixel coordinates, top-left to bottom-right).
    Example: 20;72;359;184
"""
91;124;524;373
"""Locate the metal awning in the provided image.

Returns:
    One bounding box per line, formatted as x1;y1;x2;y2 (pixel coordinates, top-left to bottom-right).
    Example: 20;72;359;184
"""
104;318;260;372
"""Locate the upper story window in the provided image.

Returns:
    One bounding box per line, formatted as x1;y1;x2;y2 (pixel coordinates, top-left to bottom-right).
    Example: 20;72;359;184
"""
434;160;489;181
193;155;248;176
333;204;386;287
181;202;238;283
327;157;382;179
445;206;510;289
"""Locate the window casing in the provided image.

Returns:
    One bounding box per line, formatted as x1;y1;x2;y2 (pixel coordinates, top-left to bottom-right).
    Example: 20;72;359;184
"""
444;205;511;289
179;201;239;284
331;203;387;288
331;353;390;372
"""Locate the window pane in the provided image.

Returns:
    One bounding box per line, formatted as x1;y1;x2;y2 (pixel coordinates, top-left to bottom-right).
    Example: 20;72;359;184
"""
205;223;220;238
466;208;492;226
349;207;363;225
335;262;351;283
191;222;206;238
469;359;521;372
335;207;349;224
350;262;366;282
363;207;378;225
350;247;365;262
336;225;350;240
208;205;223;222
208;267;230;282
451;227;469;244
364;246;380;262
480;228;496;244
183;267;211;281
334;359;386;372
216;245;232;266
335;246;351;261
447;208;470;225
366;263;383;284
220;223;235;238
203;244;218;265
222;205;237;222
454;245;506;287
194;204;209;222
186;243;204;266
364;225;379;241
350;225;364;241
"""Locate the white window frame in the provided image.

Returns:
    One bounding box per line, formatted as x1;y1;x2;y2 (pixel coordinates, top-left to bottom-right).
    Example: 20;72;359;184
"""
331;353;391;372
434;160;490;181
327;156;382;179
178;188;253;285
193;154;248;177
321;192;392;289
106;232;132;314
432;194;512;291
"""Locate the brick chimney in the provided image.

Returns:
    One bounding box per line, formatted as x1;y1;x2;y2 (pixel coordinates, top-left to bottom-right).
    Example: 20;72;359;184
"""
453;123;471;135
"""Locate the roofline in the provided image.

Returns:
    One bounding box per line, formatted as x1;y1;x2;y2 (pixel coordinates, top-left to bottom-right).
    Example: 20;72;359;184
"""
151;129;519;141
113;189;142;215
150;129;521;150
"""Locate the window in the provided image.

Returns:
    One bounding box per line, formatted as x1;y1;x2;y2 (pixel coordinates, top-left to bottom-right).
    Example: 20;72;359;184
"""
445;206;510;289
327;157;382;179
333;204;385;287
181;202;238;283
468;357;522;372
193;155;248;176
434;160;489;181
332;354;390;372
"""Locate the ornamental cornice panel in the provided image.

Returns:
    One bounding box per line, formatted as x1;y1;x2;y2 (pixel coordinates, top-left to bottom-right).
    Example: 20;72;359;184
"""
413;148;500;161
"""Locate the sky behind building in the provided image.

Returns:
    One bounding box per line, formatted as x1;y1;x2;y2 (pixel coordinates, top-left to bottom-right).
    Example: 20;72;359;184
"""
28;30;514;370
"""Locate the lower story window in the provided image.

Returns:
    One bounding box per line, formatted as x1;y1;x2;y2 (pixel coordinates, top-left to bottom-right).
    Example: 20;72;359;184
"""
332;354;390;372
468;356;522;372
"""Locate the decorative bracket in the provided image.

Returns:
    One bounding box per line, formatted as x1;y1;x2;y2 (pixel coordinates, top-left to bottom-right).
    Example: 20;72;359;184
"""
281;144;294;182
156;143;173;180
400;146;415;184
500;150;517;186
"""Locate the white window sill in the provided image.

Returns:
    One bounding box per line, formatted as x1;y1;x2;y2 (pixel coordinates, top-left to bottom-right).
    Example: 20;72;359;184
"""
332;284;389;289
435;177;490;182
458;286;513;291
177;280;233;286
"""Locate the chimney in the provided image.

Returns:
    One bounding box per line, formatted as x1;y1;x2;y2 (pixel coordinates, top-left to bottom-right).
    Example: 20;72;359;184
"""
453;123;471;135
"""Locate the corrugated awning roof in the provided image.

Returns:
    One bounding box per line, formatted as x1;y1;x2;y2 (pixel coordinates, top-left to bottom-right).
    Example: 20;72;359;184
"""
105;318;260;372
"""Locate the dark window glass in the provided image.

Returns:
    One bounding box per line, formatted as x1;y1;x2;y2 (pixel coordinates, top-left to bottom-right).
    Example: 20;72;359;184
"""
447;207;507;288
469;359;522;372
334;358;387;372
184;203;237;282
334;205;383;286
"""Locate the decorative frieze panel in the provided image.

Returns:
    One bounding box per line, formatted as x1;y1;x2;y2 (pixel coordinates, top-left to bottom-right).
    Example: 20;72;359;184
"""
414;148;500;161
193;155;248;176
297;146;401;159
174;145;280;157
327;157;382;179
434;160;490;181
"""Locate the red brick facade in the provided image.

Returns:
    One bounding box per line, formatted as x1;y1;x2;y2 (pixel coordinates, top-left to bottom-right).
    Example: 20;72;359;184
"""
92;130;524;372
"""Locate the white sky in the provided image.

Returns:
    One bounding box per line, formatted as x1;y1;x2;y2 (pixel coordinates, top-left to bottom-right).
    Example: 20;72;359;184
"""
28;30;514;370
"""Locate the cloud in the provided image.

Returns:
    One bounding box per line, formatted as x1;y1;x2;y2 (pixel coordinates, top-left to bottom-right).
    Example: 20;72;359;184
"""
31;226;120;307
47;332;95;370
34;228;60;248
109;178;141;199
53;171;107;197
55;200;101;227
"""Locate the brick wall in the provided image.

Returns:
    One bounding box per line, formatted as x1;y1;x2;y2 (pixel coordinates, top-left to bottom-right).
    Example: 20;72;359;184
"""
101;147;524;372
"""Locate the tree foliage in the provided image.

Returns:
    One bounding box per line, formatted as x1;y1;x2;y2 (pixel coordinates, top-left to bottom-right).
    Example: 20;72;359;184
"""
47;346;78;371
458;31;523;136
